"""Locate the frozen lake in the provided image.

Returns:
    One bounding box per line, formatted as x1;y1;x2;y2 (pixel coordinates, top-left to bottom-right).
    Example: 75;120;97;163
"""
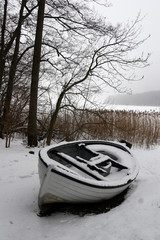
105;105;160;112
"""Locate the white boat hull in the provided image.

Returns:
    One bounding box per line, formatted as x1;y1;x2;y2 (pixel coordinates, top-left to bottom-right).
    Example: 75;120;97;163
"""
38;165;130;207
38;140;139;208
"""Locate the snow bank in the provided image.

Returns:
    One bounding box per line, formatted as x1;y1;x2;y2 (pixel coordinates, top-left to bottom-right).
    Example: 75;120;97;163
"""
0;139;160;240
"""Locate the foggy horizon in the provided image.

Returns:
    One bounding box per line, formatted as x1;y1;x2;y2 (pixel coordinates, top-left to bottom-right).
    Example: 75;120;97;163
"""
96;0;160;95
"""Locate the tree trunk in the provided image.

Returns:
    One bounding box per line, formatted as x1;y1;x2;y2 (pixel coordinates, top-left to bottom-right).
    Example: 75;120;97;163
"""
0;0;26;139
0;0;7;90
46;91;65;145
0;0;8;138
27;0;46;146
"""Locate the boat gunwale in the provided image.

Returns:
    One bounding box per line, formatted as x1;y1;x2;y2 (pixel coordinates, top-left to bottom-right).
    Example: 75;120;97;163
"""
49;167;134;189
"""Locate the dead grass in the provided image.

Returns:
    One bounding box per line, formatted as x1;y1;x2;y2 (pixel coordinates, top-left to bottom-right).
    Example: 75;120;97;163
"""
54;109;160;148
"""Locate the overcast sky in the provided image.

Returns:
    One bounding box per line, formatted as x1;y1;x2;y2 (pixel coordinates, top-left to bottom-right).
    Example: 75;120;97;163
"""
96;0;160;94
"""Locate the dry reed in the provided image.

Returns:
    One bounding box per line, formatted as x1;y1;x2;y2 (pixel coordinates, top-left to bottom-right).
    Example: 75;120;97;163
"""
54;109;160;148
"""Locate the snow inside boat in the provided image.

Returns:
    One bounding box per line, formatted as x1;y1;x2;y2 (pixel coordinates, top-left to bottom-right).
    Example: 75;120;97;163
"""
38;140;139;208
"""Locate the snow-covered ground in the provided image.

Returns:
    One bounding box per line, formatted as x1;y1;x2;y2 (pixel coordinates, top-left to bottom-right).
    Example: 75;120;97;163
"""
0;139;160;240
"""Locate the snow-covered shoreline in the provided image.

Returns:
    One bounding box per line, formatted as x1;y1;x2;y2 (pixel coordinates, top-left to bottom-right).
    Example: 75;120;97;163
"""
105;105;160;112
0;139;160;240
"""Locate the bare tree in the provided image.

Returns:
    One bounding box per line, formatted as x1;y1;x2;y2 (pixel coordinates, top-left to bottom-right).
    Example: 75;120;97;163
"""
0;0;150;146
0;0;38;139
0;0;27;137
3;0;27;121
0;0;37;91
44;14;149;145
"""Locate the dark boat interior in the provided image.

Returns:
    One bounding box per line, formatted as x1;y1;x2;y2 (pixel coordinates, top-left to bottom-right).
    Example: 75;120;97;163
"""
46;141;130;179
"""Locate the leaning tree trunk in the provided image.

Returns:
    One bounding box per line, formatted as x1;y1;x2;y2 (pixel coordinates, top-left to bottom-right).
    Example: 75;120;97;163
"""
46;91;65;145
27;0;46;146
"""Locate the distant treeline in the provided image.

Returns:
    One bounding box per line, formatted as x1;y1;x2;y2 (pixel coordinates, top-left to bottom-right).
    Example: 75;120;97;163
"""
107;91;160;106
